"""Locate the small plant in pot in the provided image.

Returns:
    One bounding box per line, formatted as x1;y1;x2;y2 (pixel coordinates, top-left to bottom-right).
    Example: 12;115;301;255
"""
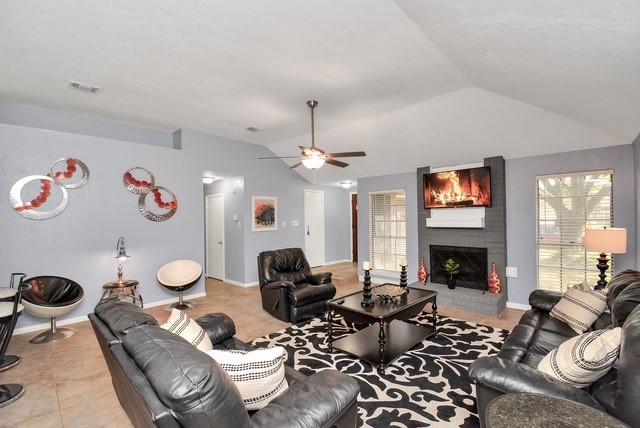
443;258;460;289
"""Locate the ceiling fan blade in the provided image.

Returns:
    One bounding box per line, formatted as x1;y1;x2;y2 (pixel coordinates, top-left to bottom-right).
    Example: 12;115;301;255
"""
258;156;301;159
327;151;367;158
326;158;349;168
289;162;303;169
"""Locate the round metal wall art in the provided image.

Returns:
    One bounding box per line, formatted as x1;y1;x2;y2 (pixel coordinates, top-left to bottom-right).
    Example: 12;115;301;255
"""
123;167;178;222
10;157;89;220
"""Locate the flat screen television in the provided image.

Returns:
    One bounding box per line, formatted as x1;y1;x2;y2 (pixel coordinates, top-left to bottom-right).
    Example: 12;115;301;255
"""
423;166;492;208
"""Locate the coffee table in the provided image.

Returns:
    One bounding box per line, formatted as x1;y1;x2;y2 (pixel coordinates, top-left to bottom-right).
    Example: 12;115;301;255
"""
327;285;438;375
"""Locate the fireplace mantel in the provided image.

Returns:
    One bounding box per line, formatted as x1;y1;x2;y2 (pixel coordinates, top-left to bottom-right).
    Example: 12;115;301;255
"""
426;206;485;228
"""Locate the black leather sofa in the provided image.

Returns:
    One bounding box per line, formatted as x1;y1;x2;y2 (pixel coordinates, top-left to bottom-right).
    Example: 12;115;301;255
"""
89;299;359;428
469;276;640;428
257;248;336;323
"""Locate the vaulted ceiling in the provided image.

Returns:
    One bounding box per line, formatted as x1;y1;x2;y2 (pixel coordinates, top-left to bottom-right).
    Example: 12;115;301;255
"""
1;1;638;185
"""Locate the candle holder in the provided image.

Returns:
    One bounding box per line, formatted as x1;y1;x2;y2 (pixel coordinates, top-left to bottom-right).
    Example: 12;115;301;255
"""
400;265;408;289
361;269;374;307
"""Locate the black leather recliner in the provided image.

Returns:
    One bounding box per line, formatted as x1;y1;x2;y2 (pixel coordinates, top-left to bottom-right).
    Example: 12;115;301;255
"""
89;299;360;428
469;272;640;428
258;248;336;323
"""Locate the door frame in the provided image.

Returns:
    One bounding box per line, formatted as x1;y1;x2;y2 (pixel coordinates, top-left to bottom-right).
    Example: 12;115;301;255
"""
205;193;225;279
303;189;326;267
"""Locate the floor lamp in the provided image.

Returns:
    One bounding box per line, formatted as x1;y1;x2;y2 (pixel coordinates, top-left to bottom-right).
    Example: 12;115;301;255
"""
585;227;627;290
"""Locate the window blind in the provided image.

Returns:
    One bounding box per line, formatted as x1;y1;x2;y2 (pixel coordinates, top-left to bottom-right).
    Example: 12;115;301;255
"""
370;190;406;271
536;171;613;291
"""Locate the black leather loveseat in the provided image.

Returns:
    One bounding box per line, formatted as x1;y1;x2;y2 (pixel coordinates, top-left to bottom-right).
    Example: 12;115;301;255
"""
89;299;359;428
258;248;336;323
469;274;640;428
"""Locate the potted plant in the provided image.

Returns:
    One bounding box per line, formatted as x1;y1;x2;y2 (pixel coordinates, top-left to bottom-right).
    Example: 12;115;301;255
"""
443;258;460;289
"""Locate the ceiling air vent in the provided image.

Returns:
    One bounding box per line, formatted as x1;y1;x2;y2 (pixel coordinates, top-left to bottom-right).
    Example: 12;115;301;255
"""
69;81;101;93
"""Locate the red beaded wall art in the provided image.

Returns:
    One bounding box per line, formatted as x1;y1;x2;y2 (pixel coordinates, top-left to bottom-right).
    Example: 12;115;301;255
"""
123;167;178;222
10;157;90;220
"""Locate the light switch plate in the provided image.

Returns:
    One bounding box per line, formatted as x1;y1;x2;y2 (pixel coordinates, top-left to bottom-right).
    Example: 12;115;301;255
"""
506;267;518;278
281;221;286;228
291;220;300;227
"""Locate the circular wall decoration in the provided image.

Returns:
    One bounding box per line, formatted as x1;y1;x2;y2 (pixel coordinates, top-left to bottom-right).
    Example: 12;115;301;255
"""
49;157;90;189
123;167;155;194
137;185;178;222
10;175;69;220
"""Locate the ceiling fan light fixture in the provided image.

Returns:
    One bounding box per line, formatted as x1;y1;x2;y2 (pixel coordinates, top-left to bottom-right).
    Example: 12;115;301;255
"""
301;152;326;169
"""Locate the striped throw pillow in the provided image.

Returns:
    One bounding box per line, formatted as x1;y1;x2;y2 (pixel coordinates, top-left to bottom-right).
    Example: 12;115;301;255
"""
161;309;213;352
538;327;621;388
550;287;607;333
207;347;288;410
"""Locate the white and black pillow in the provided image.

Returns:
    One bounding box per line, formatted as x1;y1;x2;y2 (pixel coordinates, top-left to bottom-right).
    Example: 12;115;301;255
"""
161;308;213;352
550;286;607;333
207;346;288;410
538;327;621;388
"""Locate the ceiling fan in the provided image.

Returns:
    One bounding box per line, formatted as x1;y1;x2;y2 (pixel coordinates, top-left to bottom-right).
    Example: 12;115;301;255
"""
259;100;366;169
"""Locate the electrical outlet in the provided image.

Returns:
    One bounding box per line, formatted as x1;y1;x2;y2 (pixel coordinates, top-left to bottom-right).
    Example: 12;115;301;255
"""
506;267;518;278
281;221;286;228
291;220;300;227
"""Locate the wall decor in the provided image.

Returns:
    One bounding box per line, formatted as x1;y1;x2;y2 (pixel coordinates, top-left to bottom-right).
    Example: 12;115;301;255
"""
10;157;89;220
122;167;177;222
252;196;277;231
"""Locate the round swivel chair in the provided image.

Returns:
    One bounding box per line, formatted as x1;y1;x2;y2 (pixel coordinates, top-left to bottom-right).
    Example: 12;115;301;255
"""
157;260;202;310
22;276;84;344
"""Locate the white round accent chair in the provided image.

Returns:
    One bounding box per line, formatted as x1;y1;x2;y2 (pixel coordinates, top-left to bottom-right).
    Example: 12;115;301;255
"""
157;259;202;310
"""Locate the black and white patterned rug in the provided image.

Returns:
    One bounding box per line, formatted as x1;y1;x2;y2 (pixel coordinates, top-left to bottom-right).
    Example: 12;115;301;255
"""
252;312;509;428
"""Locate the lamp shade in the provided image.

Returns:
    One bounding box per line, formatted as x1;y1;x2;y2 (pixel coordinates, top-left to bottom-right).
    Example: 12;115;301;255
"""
585;228;627;254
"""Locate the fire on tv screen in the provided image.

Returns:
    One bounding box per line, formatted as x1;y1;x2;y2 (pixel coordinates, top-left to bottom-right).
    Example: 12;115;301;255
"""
423;166;492;209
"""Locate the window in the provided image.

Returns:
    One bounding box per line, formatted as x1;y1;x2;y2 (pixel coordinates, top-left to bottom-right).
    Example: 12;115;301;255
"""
536;171;613;291
370;190;406;271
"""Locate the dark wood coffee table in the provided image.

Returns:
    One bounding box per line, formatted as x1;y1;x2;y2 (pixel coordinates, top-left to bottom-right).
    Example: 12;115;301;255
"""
327;285;438;375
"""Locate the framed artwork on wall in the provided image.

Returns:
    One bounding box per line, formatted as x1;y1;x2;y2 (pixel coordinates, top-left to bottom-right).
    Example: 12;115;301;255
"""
252;196;278;232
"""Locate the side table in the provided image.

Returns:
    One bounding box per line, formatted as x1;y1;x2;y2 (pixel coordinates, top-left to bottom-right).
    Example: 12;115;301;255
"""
485;393;629;428
101;280;143;308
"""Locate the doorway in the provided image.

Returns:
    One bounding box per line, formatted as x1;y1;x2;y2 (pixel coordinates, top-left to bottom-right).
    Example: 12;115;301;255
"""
205;194;225;280
351;193;358;262
304;190;325;267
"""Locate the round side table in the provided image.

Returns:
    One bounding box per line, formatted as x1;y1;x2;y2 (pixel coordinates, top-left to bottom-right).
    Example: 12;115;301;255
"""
486;393;629;428
101;280;143;308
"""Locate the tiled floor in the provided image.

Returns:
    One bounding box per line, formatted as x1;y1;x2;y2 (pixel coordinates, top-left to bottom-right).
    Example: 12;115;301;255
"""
0;262;523;427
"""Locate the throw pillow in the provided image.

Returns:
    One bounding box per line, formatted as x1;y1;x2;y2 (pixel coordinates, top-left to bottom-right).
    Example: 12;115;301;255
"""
538;327;621;388
550;286;607;333
206;346;288;410
161;308;213;352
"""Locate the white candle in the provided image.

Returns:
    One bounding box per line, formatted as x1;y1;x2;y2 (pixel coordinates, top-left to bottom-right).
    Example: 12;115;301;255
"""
363;261;370;271
400;257;407;267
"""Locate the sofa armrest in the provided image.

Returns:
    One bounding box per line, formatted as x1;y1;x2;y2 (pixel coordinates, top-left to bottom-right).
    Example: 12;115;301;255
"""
308;272;332;285
469;356;603;410
251;370;359;428
528;289;564;312
196;313;236;345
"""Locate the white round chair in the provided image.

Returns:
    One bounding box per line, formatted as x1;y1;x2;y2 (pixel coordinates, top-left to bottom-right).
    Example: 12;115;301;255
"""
22;276;84;344
157;260;202;310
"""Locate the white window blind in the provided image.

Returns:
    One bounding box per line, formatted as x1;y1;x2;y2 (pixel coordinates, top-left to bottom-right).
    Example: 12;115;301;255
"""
370;190;406;271
536;171;613;291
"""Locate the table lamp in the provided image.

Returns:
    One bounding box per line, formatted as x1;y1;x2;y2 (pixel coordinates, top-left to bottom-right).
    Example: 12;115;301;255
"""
115;236;130;283
585;227;627;289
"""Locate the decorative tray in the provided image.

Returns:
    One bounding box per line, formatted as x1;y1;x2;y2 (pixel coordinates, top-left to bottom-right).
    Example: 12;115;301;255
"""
372;284;407;301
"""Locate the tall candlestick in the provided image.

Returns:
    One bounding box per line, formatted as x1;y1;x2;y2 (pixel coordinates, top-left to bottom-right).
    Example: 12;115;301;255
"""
400;265;408;289
361;269;374;307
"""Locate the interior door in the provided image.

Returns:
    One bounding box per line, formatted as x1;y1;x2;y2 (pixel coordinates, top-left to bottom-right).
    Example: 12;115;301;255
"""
206;194;225;279
351;193;358;262
304;190;325;267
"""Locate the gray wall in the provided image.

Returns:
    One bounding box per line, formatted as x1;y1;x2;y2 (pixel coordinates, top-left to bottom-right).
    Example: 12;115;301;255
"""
204;177;245;283
1;103;350;329
506;145;637;305
357;172;419;283
635;135;640;268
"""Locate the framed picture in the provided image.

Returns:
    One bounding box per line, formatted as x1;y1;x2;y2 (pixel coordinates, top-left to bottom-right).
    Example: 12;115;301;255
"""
252;196;278;232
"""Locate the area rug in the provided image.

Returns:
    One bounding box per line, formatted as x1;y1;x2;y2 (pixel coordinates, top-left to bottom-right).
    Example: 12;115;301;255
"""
252;312;509;428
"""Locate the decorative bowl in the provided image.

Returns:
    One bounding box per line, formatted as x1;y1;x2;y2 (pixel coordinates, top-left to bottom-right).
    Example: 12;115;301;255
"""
372;284;407;301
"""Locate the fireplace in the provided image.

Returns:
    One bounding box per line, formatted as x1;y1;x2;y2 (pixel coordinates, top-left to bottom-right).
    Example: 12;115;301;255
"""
429;245;488;290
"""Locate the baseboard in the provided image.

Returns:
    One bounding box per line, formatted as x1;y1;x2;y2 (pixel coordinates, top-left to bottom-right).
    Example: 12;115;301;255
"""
323;259;353;266
13;291;208;336
224;278;259;288
506;301;531;311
